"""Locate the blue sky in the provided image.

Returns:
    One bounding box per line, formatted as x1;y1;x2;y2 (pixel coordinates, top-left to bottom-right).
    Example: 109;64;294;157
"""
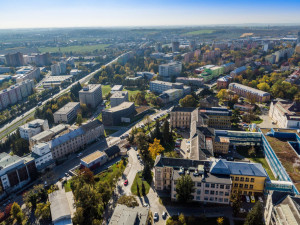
0;0;300;28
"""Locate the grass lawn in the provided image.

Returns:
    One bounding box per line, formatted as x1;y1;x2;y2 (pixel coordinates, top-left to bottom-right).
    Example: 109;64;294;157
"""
167;215;230;225
251;119;263;124
64;180;72;192
236;147;276;180
105;129;118;137
131;171;150;196
124;87;140;100
38;44;110;54
94;159;127;183
182;29;216;36
102;85;111;97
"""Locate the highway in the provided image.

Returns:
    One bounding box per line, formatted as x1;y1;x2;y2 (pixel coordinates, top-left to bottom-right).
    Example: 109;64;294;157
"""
0;54;124;140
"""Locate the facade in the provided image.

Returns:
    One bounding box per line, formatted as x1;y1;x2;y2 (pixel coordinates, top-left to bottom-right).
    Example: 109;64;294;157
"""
234;103;255;112
31;142;54;170
222;62;235;73
160;89;183;103
198;96;219;108
269;100;300;128
0;79;34;110
264;191;300;225
159;62;182;81
202;50;221;61
104;145;121;160
230;66;247;77
110;91;129;107
19;119;49;140
0;153;37;199
49;120;104;160
15;67;40;83
149;80;191;95
198;107;232;129
51;62;67;75
274;48;294;63
109;204;149;225
170;107;198;129
217;75;232;89
136;71;155;80
54;102;80;124
102;102;135;126
172;41;180;52
80;151;108;170
228;83;271;103
79;84;102;108
43;75;72;88
5;52;24;67
176;77;204;87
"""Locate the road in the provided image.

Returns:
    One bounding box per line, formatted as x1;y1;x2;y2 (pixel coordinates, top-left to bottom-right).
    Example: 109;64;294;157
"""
0;53;124;140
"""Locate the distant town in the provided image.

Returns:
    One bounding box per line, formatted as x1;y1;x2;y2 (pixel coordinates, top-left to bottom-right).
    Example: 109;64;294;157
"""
0;26;300;225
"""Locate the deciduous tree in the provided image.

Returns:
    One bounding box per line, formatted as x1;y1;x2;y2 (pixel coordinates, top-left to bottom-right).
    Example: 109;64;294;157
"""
175;174;195;203
148;138;164;159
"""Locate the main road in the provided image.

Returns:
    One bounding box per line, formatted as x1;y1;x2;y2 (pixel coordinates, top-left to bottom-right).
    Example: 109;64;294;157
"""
0;53;125;140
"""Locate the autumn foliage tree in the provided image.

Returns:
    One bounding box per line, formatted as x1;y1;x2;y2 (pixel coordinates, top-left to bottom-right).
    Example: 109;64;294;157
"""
148;138;164;159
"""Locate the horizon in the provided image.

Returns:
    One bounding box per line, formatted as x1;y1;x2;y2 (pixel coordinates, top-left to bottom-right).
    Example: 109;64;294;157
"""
1;0;300;29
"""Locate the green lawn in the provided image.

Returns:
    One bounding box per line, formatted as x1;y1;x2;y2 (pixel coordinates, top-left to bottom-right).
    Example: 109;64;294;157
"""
105;129;118;137
94;159;126;183
123;88;140;100
167;215;230;225
251;119;263;124
102;85;111;97
64;180;72;192
131;172;150;196
38;44;110;54
182;29;216;36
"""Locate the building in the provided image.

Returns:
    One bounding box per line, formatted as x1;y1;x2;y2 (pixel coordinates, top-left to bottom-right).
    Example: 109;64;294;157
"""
0;153;37;199
234;103;255;113
29;124;69;148
159;89;184;104
230;66;247;77
0;67;11;74
155;42;162;52
19;119;49;140
189;40;196;51
79;84;102;108
54;102;80;124
109;204;150;225
149;80;191;95
102;102;135;126
264;191;300;225
5;52;24;67
170;107;198;129
136;71;155;80
159;62;182;81
183;52;195;63
80;151;108;170
176;77;204;87
202;49;220;61
31;142;54;171
43;75;72;88
198;96;219;108
49;190;73;225
110;91;129;107
210;159;268;195
269;100;300;128
49;120;104;160
228;83;271;103
274;48;294;63
0;79;34;110
198;107;232;129
51;62;67;75
222;62;235;73
104;145;121;160
15;67;40;83
217;75;232;89
70;69;81;76
111;85;123;93
172;41;180;52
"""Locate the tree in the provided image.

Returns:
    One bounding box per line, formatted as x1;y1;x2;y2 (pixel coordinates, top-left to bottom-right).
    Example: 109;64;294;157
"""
175;174;195;203
10;202;23;224
11;138;29;156
231;191;242;216
231;109;240;125
148;138;164;159
117;195;139;207
162;120;172;145
244;201;264;225
76;113;83;125
179;95;197;107
217;217;224;225
142;163;152;183
257;82;270;92
45;108;54;124
72;207;85;225
35;202;51;220
152;120;162;140
23;184;47;209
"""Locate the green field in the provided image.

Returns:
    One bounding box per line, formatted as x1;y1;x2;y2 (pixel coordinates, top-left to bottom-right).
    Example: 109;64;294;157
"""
38;44;110;54
102;85;111;97
124;88;140;100
64;180;72;192
131;172;151;196
182;29;216;36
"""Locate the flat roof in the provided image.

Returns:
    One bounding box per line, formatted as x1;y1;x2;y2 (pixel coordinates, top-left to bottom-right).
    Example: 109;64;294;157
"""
49;190;71;223
111;91;128;99
0;153;22;169
79;84;101;93
111;85;123;91
81;151;105;165
43;76;72;83
104;102;134;113
54;102;79;115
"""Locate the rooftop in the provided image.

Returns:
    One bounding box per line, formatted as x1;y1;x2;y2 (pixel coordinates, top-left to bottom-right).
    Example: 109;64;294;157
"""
104;145;121;157
54;102;80;115
154;155;210;169
171;107;196;113
19;119;46;129
49;190;72;224
229;83;270;97
111;85;123;91
0;153;22;170
111;91;128;99
81;151;105;164
80;84;102;93
104;102;135;113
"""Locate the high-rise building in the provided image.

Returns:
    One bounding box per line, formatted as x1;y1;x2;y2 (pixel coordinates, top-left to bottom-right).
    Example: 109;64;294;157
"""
5;52;24;67
172;41;180;52
155;42;162;52
79;84;102;108
158;61;182;81
189;40;196;50
298;31;300;44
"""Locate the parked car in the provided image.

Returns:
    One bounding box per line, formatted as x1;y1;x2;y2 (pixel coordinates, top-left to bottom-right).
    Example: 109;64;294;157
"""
153;212;159;221
259;196;263;203
124;180;128;186
77;153;83;158
143;203;149;207
246;195;250;203
162;211;167;219
251;195;255;203
65;173;69;177
239;208;246;213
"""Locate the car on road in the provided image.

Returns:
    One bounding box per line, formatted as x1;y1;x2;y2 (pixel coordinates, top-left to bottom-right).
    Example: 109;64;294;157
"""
143;203;149;207
124;180;128;186
65;173;69;177
251;195;255;203
246;195;250;203
153;212;159;221
77;153;83;158
162;211;167;219
259;196;263;203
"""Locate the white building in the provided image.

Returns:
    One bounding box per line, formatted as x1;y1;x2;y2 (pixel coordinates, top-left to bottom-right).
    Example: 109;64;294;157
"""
19;119;49;140
32;143;54;169
159;62;182;81
269;100;300;128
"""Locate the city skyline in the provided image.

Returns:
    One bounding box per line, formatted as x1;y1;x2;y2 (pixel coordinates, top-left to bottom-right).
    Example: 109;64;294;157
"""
1;0;300;29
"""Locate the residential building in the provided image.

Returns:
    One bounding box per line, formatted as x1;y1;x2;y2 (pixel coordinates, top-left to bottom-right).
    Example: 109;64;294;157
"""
51;62;67;75
183;52;194;63
159;89;183;104
102;102;135;126
19;119;49;140
149;80;191;95
0;153;37;200
49;120;104;160
228;83;271;103
15;67;40;83
210;159;268;195
80;151;108;170
104;145;121;160
155;42;162;52
54;102;80;124
198;96;219;108
79;84;102;108
230;66;247;77
217;75;232;89
0;67;11;74
111;85;123;93
269;100;300;128
159;62;182;81
222;62;235;73
234;103;255;113
264;191;300;225
202;49;221;61
31;142;54;171
189;40;196;51
172;41;180;52
43;75;72;88
110;91;128;107
198;107;232;129
5;52;24;67
170;107;198;129
109;204;150;225
274;48;294;63
70;69;81;76
136;71;155;80
176;77;204;87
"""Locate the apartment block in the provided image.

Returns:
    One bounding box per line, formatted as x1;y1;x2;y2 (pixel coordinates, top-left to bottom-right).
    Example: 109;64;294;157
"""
5;52;24;67
79;84;102;108
51;62;67;75
102;102;135;126
110;91;128;107
19;119;49;140
176;77;204;87
159;61;182;81
198;107;232;129
54;102;80;123
229;83;271;103
15;67;40;83
170;107;198;129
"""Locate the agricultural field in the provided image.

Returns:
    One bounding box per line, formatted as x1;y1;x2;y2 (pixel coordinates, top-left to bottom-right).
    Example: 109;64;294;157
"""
38;44;110;54
182;29;216;36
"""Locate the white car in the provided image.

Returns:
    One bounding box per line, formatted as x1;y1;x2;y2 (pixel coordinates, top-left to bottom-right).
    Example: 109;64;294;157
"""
143;203;149;207
246;195;250;203
153;212;159;221
77;153;83;158
259;196;263;203
162;211;167;219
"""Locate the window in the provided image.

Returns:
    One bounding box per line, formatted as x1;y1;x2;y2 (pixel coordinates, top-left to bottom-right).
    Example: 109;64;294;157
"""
220;185;224;189
239;184;243;188
210;197;214;201
219;191;224;196
240;177;244;182
219;198;223;202
245;184;248;189
245;178;249;182
224;198;229;202
174;194;176;198
234;183;238;187
250;178;255;182
250;185;253;189
205;183;210;188
211;184;215;188
225;192;229;196
204;197;208;201
244;191;247;195
216;191;218;195
196;196;200;201
197;190;201;195
226;185;230;189
197;182;201;187
210;190;215;195
205;190;209;194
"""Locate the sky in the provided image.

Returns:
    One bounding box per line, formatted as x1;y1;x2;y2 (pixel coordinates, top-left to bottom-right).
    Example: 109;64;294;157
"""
1;0;300;29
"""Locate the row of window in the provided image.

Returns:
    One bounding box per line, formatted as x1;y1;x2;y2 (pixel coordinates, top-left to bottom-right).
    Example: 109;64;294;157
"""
233;183;254;189
174;194;229;203
233;177;255;182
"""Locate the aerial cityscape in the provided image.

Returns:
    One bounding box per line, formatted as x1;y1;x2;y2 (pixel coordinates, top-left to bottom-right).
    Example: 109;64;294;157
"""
1;1;300;225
